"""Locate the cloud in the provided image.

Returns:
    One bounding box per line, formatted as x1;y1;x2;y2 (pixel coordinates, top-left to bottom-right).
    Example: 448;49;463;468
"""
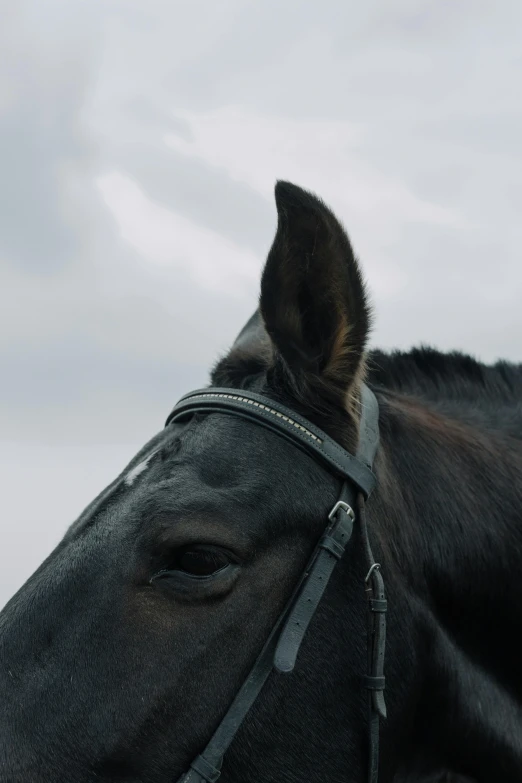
96;170;260;297
0;0;98;272
164;106;464;301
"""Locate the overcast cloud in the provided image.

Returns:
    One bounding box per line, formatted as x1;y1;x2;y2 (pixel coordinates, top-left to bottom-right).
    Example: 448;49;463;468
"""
1;0;521;606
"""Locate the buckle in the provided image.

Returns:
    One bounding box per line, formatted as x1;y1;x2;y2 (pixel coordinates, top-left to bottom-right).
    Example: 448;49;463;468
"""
328;500;355;522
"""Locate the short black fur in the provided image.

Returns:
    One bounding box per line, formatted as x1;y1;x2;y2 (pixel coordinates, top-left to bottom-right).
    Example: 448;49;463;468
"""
1;181;520;783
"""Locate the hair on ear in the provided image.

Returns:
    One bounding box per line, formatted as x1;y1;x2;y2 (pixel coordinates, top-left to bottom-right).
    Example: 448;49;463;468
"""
260;181;372;416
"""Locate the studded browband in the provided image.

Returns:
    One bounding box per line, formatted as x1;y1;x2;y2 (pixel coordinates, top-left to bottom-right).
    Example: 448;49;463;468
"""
166;387;377;498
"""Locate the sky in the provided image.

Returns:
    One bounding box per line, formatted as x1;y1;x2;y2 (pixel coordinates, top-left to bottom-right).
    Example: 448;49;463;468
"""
1;0;521;607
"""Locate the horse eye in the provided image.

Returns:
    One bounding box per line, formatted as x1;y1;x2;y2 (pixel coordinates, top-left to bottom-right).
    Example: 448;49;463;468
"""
173;546;231;577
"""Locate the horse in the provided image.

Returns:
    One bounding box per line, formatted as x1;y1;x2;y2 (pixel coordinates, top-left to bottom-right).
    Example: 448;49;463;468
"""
1;181;521;783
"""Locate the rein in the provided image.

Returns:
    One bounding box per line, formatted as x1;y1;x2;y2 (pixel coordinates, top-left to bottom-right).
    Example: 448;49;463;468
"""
165;385;386;783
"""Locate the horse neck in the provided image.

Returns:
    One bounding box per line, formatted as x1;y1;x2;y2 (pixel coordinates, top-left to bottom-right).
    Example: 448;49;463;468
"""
375;391;522;779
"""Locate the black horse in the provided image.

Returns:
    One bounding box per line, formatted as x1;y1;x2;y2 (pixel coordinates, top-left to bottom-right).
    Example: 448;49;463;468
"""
1;182;521;783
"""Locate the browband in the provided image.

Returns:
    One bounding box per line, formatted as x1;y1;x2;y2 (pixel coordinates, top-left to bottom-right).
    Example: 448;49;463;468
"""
166;385;378;499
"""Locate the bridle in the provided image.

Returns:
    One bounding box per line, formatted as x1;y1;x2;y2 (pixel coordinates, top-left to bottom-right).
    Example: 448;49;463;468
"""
165;384;386;783
166;385;385;782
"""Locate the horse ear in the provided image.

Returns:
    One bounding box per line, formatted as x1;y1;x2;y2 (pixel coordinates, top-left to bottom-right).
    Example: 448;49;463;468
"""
260;181;372;413
211;310;272;388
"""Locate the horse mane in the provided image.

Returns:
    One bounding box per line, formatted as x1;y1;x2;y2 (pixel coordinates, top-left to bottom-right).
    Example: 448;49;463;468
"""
367;346;522;439
213;337;522;439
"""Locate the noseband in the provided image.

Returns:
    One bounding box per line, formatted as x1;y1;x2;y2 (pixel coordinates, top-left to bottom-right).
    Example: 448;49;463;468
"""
165;385;385;783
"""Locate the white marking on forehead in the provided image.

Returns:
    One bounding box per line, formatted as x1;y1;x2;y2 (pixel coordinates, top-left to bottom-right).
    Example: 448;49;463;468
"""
124;449;159;486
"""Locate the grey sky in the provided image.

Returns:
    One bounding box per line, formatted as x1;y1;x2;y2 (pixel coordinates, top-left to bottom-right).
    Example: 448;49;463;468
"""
1;0;521;607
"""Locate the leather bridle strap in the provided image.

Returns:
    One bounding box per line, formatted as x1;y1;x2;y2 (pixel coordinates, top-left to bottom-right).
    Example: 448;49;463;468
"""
273;480;356;674
359;494;387;783
355;388;387;782
165;384;385;783
173;491;358;783
166;388;376;499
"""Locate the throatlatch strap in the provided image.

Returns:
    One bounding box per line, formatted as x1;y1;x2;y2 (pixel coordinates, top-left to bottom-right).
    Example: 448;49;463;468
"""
358;494;387;783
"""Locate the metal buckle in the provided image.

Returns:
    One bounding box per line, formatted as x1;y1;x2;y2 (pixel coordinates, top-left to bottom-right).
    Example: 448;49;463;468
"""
365;563;381;583
328;500;355;522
